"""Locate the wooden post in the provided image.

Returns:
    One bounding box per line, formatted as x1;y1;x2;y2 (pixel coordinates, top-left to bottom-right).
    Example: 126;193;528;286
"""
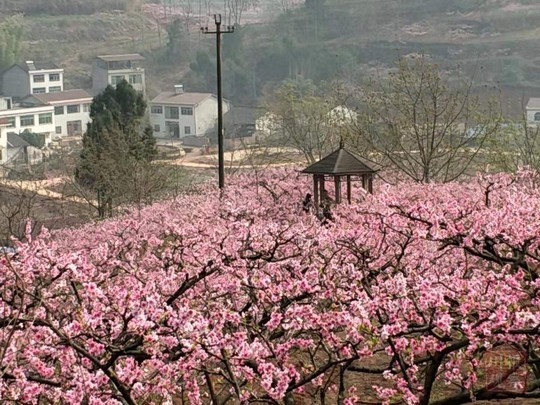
334;175;341;204
320;176;326;199
362;174;367;190
347;175;352;203
368;175;373;194
313;175;319;207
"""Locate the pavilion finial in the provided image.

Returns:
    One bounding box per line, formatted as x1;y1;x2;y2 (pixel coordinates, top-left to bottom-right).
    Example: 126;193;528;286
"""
339;136;344;149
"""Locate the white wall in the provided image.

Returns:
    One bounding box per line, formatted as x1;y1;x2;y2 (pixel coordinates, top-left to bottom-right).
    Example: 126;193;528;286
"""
150;104;196;138
51;101;92;138
195;97;230;136
92;64;145;94
0;125;8;165
0;105;55;145
526;108;540;124
150;96;230;139
29;70;64;94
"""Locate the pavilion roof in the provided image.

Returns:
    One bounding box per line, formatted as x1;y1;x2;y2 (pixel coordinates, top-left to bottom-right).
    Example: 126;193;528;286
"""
302;147;377;175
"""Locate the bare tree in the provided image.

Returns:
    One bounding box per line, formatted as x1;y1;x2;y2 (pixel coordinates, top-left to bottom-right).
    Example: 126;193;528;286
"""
265;79;348;164
272;0;299;12
224;0;258;26
351;56;501;183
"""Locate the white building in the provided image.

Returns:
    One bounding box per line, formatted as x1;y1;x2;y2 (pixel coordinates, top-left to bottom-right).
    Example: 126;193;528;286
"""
1;61;64;100
22;89;93;138
0;118;43;168
526;98;540;124
0;104;55;146
149;86;230;139
92;54;146;94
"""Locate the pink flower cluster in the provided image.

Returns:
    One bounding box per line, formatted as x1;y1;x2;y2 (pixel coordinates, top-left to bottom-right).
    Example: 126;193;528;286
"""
0;169;538;404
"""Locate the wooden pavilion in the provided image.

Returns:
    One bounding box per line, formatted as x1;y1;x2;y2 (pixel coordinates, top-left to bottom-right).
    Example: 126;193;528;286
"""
302;145;377;206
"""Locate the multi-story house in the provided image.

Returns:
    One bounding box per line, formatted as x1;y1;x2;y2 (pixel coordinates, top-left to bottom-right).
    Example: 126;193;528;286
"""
149;85;230;139
1;61;64;100
92;54;146;94
0;103;55;146
22;89;93;138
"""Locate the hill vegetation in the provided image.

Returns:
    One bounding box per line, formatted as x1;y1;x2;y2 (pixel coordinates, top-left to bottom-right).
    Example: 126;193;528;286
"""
3;0;540;110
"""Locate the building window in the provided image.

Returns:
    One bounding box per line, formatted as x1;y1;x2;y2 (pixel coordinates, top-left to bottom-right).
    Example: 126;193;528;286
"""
181;107;193;116
153;124;160;132
165;106;179;119
184;126;191;135
33;74;45;83
7;117;15;128
535;112;540;121
129;74;142;84
67;120;82;136
151;105;163;114
54;106;64;115
20;115;35;127
67;105;80;114
39;113;53;125
32;87;46;94
83;103;90;112
165;121;180;138
111;75;125;85
55;126;62;134
49;86;61;92
49;73;60;81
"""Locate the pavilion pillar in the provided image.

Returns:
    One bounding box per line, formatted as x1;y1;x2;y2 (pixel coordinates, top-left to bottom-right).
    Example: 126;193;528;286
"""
313;175;319;207
362;174;367;190
368;175;373;194
334;175;342;204
319;176;326;198
346;175;352;203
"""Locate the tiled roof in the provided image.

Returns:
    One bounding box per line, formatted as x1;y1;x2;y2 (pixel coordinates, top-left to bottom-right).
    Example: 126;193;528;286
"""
31;89;93;104
302;147;377;175
151;91;212;106
96;54;145;62
7;133;30;148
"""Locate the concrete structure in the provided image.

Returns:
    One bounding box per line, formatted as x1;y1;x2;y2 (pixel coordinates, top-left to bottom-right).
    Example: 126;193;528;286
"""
526;98;540;124
22;89;93;138
92;54;146;94
0;117;9;165
0;104;55;146
1;61;64;100
149;85;230;139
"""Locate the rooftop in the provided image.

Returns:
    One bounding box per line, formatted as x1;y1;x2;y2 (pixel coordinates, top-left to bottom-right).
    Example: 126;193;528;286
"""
29;89;93;105
18;61;61;72
7;133;30;148
302;146;377;175
527;98;540;109
151;91;213;106
96;54;145;62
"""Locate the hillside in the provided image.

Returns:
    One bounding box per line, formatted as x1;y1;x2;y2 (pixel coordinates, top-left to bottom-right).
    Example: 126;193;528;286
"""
7;0;540;112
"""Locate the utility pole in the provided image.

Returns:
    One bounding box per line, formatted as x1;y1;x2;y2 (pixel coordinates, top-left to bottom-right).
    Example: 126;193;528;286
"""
202;14;234;189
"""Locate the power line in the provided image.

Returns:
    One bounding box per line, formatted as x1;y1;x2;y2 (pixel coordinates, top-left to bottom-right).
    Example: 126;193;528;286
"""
202;14;234;190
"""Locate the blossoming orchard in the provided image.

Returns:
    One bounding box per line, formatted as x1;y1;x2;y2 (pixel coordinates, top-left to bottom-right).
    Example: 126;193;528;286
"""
1;169;539;404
